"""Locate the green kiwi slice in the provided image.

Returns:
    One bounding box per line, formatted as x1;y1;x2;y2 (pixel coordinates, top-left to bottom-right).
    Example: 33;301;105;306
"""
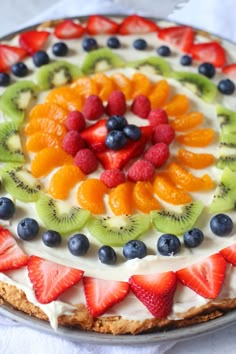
151;201;203;235
127;57;171;77
0;122;24;162
216;105;236;134
81;48;125;75
217;153;236;171
36;194;91;235
0;81;38;123
220;133;236;148
36;61;82;90
0;164;41;202
87;214;150;246
171;71;217;102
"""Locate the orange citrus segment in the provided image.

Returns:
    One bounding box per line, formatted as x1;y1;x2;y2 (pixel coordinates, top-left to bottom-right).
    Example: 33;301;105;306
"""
133;181;162;213
26;132;63;152
29;102;68;123
170;112;204;131
131;72;152;98
77;179;107;214
164;94;189;116
70;76;98;99
177;148;215;169
108;182;134;216
110;72;133;100
24;118;67;137
176;128;215;147
45;86;83;111
92;73;116;101
148;79;170;108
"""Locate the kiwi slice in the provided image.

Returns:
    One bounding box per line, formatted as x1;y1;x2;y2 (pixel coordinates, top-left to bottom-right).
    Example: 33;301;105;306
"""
151;201;203;235
0;164;41;202
0;122;24;162
36;61;82;90
217;154;236;171
171;71;217;102
216;105;236;134
36;194;91;235
81;48;125;75
87;214;150;246
220;133;236;148
0;81;38;123
127;57;171;77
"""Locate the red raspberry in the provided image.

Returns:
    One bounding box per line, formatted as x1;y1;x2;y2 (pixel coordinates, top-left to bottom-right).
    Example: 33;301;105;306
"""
131;95;151;118
100;168;126;188
106;90;126;116
144;143;169;168
127;160;155;182
65;111;86;132
62;131;85;156
152;124;175;145
83;95;104;120
148;109;168;127
74;148;98;174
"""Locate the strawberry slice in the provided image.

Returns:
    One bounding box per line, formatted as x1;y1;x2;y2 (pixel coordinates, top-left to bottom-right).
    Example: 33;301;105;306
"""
28;255;84;304
129;271;177;318
0;226;28;271
83;276;129;317
0;44;27;72
176;253;226;299
119;15;159;34
80;119;108;152
87;15;119;34
158;26;194;53
220;243;236;266
54;19;85;39
19;30;50;55
191;42;226;68
222;63;236;80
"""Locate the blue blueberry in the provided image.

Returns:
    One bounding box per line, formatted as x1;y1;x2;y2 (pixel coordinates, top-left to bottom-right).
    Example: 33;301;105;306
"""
157;45;171;57
183;228;204;248
133;38;147;50
42;230;62;247
52;42;68;56
106;115;127;131
82;37;98;52
32;50;50;67
198;62;216;78
210;214;233;236
68;233;89;256
107;36;120;49
157;234;181;256
123;124;141;141
0;197;15;220
11;62;28;77
105;130;127;150
180;55;192;66
17;218;39;241
0;72;10;86
218;79;235;95
123;240;147;260
98;245;117;265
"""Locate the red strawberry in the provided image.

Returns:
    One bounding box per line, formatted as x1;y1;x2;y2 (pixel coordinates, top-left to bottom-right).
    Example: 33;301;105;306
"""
220;243;236;265
19;30;50;55
191;42;226;68
158;26;194;53
222;63;236;80
0;44;27;72
83;276;129;317
83;95;104;121
87;15;119;34
106;90;126;116
176;253;226;299
80;119;108;152
54;20;85;39
0;226;28;271
129;271;177;318
119;15;159;35
28;255;84;304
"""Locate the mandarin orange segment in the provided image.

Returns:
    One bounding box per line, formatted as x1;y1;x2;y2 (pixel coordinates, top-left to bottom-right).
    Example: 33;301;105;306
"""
31;147;73;178
133;181;162;213
176;128;215;147
29;102;68;123
177;148;215;169
26;132;63;152
108;182;134;216
77;178;107;214
131;72;152;98
164;94;189;116
148;79;170;108
24;118;67;137
170;112;204;131
45;86;83;111
110;73;133;100
92;73;116;101
48;165;85;200
70;76;98;99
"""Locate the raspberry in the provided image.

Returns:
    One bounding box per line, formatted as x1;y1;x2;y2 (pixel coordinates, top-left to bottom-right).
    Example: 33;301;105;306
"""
148;109;168;127
83;95;104;120
152;124;175;145
74;148;98;174
144;143;169;168
127;160;155;182
62;131;85;156
131;95;151;118
100;168;126;188
64;111;86;132
106;90;126;116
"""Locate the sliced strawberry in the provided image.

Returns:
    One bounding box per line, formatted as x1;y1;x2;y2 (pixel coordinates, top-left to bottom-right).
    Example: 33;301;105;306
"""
87;15;119;34
176;253;226;299
54;20;85;39
80;119;108;152
0;44;27;72
19;30;50;55
191;42;226;67
158;26;194;53
220;243;236;266
28;255;84;304
0;226;28;271
83;276;129;317
222;63;236;80
129;271;177;318
119;15;159;35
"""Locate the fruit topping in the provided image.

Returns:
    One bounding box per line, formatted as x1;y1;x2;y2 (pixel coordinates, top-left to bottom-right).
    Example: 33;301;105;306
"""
74;148;98;174
183;228;204;248
100;168;126;188
54;19;85;39
170;111;203;132
123;240;147;260
198;62;216;78
127;160;155;182
152;124;175;145
216;105;236;134
157;45;171;57
0;197;15;220
177;148;214;169
176;128;215;147
71;76;98;99
107;36;120;49
144;143;169;168
133;38;147;50
222;63;236;79
148;108;168;127
52;42;69;57
131;95;151;118
0;44;27;72
62;131;85;156
98;245;117;265
68;233;90;256
119;15;158;34
0;72;10;86
64;111;86;132
164;94;189;116
42;230;62;247
123;124;141;141
133;181;162;213
106;90;126;116
0;122;24;162
80;119;107;152
83;94;104;120
210;214;233;236
82;37;98;52
218;78;235;95
220;243;236;266
32;50;50;67
180;55;192;66
77;178;107;214
25;117;67;137
87;15;119;35
19;30;50;55
29;102;68;122
105;130;127;150
17;218;39;241
110;72;132;100
149;80;170;108
108;181;134;215
11;62;29;77
131;72;152;97
157;234;181;256
158;26;194;53
191;42;226;67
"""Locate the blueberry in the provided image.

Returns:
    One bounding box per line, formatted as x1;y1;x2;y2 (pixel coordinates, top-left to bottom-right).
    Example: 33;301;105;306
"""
0;72;10;86
198;62;216;78
210;214;233;236
180;55;192;66
183;228;204;248
218;79;235;95
123;240;147;260
0;197;15;220
32;50;50;67
157;234;181;256
11;62;28;77
68;233;89;256
98;245;117;265
52;42;68;56
105;130;127;150
42;230;62;247
157;45;171;57
123;124;141;141
17;218;39;241
106;115;127;131
107;36;120;49
133;38;147;50
82;37;98;52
